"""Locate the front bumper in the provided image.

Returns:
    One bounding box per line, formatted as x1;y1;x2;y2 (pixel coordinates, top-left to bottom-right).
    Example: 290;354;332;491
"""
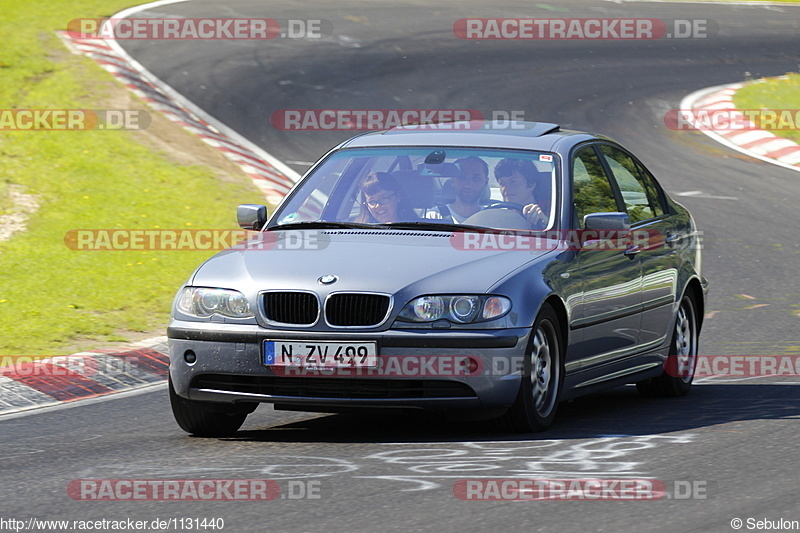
167;321;531;411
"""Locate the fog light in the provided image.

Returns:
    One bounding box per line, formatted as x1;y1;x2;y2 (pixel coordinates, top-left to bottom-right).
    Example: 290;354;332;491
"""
184;350;197;364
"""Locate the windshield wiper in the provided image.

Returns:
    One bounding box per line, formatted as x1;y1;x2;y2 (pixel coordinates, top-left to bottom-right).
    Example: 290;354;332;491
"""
377;221;487;232
268;221;377;231
271;220;510;233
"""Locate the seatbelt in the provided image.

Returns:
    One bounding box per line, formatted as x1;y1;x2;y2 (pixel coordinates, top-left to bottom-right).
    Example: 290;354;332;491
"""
436;203;455;223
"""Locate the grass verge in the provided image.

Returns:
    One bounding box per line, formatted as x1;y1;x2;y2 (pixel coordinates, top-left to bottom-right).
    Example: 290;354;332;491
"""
732;73;800;144
0;1;270;355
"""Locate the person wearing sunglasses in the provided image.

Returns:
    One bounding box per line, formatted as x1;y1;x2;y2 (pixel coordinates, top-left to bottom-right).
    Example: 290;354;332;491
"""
355;172;419;224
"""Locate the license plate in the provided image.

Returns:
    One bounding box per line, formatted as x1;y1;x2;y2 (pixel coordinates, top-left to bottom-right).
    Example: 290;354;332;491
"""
263;340;378;368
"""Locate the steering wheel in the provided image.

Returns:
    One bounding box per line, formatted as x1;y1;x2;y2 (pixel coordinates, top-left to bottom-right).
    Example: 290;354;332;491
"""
483;201;526;214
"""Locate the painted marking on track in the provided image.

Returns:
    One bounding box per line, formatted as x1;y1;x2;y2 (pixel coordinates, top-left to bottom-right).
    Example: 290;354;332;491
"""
674;190;739;200
356;435;697;491
58;435;699;493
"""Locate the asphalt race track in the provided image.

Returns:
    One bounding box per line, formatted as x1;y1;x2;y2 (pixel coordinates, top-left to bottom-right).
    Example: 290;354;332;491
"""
2;1;799;532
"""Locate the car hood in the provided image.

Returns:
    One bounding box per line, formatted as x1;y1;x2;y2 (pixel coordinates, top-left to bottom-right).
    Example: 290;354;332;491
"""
190;229;555;296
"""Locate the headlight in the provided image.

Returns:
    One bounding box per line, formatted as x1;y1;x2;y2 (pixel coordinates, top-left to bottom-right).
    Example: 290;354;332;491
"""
177;287;254;319
450;296;480;323
412;296;445;321
398;295;511;324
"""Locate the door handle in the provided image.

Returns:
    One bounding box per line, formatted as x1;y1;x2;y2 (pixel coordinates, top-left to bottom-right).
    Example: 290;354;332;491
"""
623;245;641;259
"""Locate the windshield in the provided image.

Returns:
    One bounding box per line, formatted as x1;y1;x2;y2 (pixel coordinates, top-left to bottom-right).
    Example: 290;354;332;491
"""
269;147;558;231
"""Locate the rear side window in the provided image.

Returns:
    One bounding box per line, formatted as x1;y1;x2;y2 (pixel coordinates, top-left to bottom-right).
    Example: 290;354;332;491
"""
599;145;664;224
572;146;618;228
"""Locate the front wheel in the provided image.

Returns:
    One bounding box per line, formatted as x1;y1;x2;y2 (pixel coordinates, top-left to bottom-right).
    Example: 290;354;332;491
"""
636;291;699;398
499;303;564;432
169;376;253;437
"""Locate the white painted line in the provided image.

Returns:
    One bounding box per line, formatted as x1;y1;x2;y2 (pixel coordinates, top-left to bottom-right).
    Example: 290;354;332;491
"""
0;382;167;421
778;150;800;165
723;130;774;145
749;138;798;155
673;190;738;200
698;101;737;110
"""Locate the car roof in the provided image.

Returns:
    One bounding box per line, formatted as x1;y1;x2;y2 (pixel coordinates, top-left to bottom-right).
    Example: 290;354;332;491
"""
338;120;607;152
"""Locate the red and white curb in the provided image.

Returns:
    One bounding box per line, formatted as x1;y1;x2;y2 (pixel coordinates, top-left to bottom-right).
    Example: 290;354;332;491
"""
56;0;301;205
680;80;800;173
0;337;169;415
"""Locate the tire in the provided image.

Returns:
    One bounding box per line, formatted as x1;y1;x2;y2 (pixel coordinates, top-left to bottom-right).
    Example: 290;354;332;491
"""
169;376;252;437
636;291;699;398
499;303;564;432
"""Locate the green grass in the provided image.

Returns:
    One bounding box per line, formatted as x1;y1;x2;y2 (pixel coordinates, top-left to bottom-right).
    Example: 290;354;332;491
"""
0;1;268;355
0;181;9;213
732;73;800;144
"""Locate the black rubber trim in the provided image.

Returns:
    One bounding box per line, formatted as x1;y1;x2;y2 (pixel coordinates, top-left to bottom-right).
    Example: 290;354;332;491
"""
381;335;518;348
168;326;518;349
167;327;260;343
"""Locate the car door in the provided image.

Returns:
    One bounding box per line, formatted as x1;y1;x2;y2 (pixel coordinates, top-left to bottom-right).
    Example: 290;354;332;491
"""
598;144;678;352
569;144;644;371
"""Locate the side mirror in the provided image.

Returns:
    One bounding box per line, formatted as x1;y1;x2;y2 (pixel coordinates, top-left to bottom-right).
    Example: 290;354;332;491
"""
581;212;630;248
583;212;630;232
237;204;268;231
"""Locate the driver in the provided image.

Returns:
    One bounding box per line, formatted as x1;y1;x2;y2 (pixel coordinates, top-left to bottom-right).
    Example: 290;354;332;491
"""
494;158;549;228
